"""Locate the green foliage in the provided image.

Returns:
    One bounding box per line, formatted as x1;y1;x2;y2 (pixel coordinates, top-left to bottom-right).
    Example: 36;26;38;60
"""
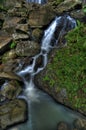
10;41;16;49
82;5;86;14
43;21;86;111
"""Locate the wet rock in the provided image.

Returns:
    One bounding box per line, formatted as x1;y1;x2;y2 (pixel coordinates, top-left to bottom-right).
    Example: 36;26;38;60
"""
73;118;86;130
16;40;40;57
0;72;22;81
28;4;55;27
1;80;22;100
57;121;69;130
20;57;33;70
32;28;43;42
0;99;27;129
34;54;44;73
0;36;12;55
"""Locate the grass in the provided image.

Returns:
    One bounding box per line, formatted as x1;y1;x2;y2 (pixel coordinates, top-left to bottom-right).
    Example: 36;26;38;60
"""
43;21;86;111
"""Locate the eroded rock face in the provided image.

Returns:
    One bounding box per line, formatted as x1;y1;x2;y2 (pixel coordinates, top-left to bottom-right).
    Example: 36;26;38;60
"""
0;99;27;129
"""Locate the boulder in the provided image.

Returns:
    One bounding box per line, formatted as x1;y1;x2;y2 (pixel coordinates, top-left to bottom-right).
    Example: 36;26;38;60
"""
73;118;86;129
1;80;22;100
0;99;27;129
57;121;69;130
16;40;40;57
28;4;55;27
32;28;43;42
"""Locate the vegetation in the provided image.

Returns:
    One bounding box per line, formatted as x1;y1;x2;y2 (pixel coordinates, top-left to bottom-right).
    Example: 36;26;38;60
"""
83;5;86;14
43;21;86;111
10;41;16;49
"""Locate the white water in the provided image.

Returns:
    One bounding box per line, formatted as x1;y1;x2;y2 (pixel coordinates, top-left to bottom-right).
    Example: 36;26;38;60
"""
18;15;76;76
9;16;86;130
26;0;46;4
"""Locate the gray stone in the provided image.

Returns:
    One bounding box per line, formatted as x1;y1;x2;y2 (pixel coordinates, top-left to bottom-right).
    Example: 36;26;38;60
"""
0;72;22;81
73;118;86;129
16;40;40;57
28;4;55;27
0;99;27;129
57;121;69;130
15;24;29;33
1;80;22;100
12;33;29;40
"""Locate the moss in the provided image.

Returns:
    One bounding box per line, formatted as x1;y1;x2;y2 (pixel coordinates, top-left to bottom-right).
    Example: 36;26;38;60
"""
10;41;16;49
43;21;86;112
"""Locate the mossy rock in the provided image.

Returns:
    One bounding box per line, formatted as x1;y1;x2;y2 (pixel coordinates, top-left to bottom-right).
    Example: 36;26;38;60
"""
32;28;43;42
1;80;22;100
0;99;27;129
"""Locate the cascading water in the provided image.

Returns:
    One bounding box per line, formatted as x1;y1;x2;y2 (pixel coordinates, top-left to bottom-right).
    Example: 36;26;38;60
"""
9;15;85;130
26;0;47;4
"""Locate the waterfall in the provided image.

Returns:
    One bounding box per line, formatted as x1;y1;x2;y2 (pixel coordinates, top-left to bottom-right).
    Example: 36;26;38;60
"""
26;0;47;4
13;15;84;130
18;15;76;76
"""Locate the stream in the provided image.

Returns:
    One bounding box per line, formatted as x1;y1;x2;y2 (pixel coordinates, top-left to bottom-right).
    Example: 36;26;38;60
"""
9;15;86;130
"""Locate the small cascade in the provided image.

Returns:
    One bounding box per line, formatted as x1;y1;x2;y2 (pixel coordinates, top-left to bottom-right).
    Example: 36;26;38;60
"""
18;15;76;77
12;15;86;130
26;0;47;4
